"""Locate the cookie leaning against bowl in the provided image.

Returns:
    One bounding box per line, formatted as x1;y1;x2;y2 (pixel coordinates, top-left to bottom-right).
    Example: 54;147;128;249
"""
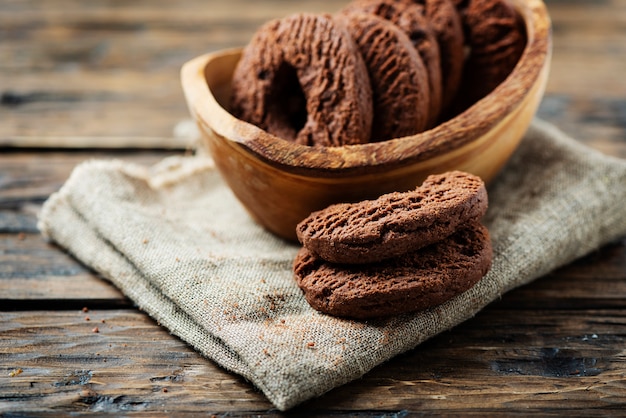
293;221;492;319
454;0;526;111
340;0;443;127
336;12;431;141
230;13;373;147
296;171;488;264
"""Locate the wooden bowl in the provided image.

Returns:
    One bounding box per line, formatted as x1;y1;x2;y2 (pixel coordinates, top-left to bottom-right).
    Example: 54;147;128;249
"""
181;0;551;242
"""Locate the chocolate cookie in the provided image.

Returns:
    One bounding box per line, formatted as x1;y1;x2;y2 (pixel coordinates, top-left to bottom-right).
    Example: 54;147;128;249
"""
416;0;466;113
337;13;430;141
230;13;373;147
296;171;488;264
455;0;526;110
293;221;492;319
340;0;443;127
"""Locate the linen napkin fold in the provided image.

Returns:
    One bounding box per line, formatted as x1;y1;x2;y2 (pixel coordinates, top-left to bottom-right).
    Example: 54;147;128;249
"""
38;119;626;410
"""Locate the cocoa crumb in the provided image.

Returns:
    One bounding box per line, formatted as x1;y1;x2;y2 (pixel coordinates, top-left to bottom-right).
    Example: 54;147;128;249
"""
9;368;23;377
263;349;271;357
280;319;286;324
84;316;90;321
92;327;100;333
101;319;106;324
307;342;315;348
162;387;168;393
82;307;89;313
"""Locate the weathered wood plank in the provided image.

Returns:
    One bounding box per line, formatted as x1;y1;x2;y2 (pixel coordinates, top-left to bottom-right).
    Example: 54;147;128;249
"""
0;152;170;203
537;96;626;157
0;233;126;306
0;310;272;414
490;237;626;310
315;308;626;414
1;308;625;414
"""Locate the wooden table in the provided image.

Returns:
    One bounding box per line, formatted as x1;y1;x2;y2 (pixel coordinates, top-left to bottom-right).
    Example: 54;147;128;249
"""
2;0;626;415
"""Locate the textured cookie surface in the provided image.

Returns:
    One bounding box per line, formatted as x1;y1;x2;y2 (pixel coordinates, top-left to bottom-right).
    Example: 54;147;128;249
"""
340;0;443;127
230;13;373;147
418;0;466;114
296;171;487;264
337;13;430;141
455;0;526;110
293;221;492;319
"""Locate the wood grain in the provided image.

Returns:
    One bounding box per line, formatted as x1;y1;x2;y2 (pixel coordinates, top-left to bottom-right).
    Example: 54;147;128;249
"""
0;310;272;414
2;308;626;415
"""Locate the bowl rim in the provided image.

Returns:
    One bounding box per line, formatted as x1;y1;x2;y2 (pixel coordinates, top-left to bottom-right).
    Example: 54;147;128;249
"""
182;0;552;176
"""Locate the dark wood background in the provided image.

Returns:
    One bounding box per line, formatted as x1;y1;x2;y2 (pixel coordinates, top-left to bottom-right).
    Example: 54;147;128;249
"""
2;0;626;415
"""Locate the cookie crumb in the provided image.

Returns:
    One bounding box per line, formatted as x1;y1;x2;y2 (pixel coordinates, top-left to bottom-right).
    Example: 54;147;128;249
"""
82;307;89;313
85;316;90;321
307;342;315;348
9;368;23;377
162;387;168;393
143;238;149;244
92;327;100;333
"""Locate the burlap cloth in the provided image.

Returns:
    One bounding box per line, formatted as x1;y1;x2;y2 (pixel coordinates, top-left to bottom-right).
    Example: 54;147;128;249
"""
38;119;626;410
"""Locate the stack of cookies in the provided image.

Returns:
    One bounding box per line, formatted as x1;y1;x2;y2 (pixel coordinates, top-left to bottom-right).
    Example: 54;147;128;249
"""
293;171;493;319
230;0;526;146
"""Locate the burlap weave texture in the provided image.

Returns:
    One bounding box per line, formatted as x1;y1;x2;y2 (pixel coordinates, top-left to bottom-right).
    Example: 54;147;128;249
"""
38;119;626;410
